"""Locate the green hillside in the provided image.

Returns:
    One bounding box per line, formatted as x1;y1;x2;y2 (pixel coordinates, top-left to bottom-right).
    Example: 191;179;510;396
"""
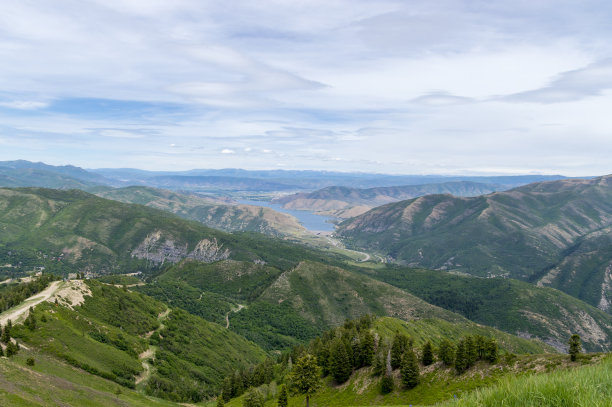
219;315;567;407
337;176;612;310
0;187;342;275
9;279;266;403
97;186;306;236
363;266;612;352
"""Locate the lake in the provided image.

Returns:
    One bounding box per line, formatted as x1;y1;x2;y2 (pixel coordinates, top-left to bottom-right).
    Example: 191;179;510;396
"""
237;200;337;232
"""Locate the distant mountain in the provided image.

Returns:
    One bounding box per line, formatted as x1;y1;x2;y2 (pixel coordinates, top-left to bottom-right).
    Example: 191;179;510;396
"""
273;181;506;218
93;166;567;190
336;175;612;311
0;160;116;188
145;175;300;191
96;186;305;236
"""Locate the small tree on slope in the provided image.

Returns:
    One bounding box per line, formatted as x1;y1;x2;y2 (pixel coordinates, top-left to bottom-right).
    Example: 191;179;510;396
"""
289;354;321;407
568;334;582;362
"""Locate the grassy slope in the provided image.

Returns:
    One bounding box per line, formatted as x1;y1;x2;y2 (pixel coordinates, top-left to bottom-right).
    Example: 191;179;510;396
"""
217;316;584;407
445;354;612;407
11;280;266;401
0;351;180;407
336;176;612;310
363;266;612;352
257;261;464;329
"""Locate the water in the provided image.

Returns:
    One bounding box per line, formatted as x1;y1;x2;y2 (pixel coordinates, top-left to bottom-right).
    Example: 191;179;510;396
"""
237;200;337;232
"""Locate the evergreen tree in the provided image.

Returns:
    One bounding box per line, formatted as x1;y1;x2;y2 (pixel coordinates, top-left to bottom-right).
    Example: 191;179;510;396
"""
438;339;455;366
380;349;394;393
289;354;321;407
330;339;352;383
486;339;499;363
465;336;478;368
277;384;288;407
360;331;375;367
216;396;225;407
1;319;11;343
400;349;420;389
455;340;467;374
5;341;18;357
568;334;582;362
421;341;434;366
0;344;3;357
475;335;487;359
390;333;411;369
380;374;394;394
372;351;385;376
221;377;232;402
243;388;264;407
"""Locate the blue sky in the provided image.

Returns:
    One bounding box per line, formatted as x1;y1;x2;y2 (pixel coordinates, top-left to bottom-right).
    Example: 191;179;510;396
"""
1;0;612;175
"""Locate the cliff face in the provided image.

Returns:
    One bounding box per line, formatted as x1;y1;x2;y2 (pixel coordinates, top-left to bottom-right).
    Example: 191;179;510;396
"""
131;231;230;264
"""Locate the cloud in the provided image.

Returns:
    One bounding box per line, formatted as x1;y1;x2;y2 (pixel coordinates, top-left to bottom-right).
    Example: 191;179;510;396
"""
502;59;612;103
1;1;612;175
0;100;50;110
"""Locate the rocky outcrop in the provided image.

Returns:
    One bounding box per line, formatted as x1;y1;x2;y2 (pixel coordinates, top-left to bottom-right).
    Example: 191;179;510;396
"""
131;230;230;265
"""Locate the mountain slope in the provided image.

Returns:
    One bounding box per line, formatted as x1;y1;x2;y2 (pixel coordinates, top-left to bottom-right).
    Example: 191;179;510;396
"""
274;181;505;218
0;187;342;275
96;186;305;236
364;266;612;351
9;278;266;402
337;175;612;309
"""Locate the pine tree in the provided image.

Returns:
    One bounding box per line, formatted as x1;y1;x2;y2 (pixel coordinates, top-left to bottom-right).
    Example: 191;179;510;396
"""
438;339;455;366
568;334;582;362
400;349;420;389
390;333;411;369
277;384;288;407
289;354;321;407
221;377;232;402
1;319;11;343
380;374;394;394
243;388;264;407
455;340;467;374
330;339;352;383
5;341;18;357
372;351;385;376
216;396;225;407
360;331;375;367
486;339;499;363
421;341;434;366
465;336;478;368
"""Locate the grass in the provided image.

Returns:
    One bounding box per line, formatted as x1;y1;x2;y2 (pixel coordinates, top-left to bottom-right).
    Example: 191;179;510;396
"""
0;348;181;407
215;353;606;407
364;266;612;352
442;354;612;407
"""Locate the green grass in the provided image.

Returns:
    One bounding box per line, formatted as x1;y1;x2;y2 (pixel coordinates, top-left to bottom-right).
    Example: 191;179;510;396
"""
442;354;612;407
363;266;612;352
216;354;606;407
0;348;181;407
374;317;553;354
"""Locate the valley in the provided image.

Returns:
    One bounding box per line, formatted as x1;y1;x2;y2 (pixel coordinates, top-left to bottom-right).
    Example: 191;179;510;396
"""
0;161;611;406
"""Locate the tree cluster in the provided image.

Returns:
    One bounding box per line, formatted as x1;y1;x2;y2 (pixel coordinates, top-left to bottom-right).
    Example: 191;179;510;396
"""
221;359;275;402
0;274;57;312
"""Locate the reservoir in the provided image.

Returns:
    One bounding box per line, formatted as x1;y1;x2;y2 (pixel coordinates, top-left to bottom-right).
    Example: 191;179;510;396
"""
237;200;337;232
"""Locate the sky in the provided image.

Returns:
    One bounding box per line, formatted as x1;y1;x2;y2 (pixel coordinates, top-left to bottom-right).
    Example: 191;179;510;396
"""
1;1;612;175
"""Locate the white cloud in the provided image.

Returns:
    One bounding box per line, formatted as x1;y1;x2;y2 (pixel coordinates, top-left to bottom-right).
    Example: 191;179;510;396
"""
1;1;612;175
